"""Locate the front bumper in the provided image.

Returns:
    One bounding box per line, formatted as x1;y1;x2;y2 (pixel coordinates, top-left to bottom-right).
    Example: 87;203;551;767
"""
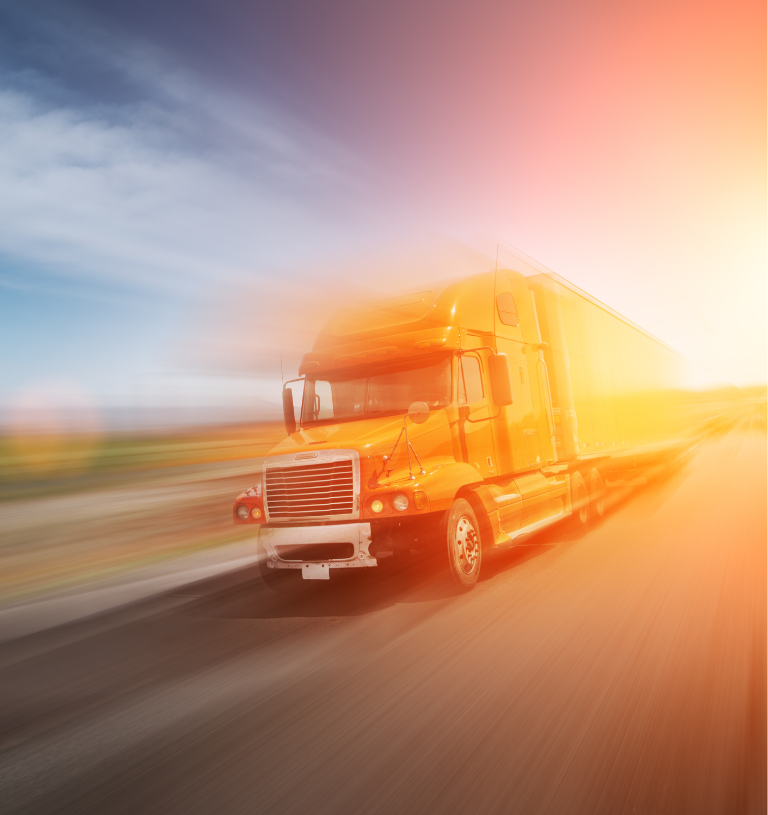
259;523;377;571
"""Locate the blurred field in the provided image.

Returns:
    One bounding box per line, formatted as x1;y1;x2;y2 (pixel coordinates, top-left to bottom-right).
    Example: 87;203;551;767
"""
0;390;763;607
0;423;283;604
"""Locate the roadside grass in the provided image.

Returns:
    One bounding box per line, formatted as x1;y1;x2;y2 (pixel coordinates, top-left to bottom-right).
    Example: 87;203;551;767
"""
0;422;284;501
0;393;761;606
0;423;284;604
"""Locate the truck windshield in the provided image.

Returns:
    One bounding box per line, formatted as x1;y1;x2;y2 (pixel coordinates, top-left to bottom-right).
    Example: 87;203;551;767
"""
301;354;452;425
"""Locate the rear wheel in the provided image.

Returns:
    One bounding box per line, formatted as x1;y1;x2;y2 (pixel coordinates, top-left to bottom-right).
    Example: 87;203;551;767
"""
444;498;483;590
570;471;590;525
587;468;605;518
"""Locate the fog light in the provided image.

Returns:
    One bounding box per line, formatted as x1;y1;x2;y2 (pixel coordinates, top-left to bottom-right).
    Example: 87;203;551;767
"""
414;490;428;511
236;504;249;520
371;498;384;514
251;507;262;519
393;493;409;512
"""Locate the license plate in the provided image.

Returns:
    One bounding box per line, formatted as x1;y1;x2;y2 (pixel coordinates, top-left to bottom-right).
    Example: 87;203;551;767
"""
302;563;330;580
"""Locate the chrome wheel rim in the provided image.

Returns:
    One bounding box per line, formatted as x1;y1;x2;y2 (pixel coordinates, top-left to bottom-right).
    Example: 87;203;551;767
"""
455;515;479;574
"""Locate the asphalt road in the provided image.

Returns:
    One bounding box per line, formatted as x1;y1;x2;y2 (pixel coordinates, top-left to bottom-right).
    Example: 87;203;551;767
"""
0;429;765;815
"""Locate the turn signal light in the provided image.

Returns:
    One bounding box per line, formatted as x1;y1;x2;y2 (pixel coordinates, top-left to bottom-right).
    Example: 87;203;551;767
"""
414;491;428;511
371;499;384;514
251;507;262;519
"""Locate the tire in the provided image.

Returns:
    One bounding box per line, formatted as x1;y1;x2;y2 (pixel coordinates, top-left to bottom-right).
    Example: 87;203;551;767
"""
587;468;605;518
258;544;295;592
444;498;483;590
570;471;590;525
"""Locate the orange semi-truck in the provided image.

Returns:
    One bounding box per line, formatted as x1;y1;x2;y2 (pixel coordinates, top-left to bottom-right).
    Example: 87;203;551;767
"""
233;269;689;590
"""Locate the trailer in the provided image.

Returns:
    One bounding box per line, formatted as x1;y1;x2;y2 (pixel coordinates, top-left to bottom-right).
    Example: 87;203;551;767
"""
233;269;693;590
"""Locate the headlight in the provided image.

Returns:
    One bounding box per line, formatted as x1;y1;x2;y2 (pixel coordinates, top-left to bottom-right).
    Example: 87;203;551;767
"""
371;498;384;514
236;504;249;520
393;493;409;512
251;507;262;519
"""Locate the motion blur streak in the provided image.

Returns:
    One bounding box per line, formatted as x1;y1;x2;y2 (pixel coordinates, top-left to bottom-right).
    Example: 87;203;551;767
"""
0;424;763;814
0;0;763;810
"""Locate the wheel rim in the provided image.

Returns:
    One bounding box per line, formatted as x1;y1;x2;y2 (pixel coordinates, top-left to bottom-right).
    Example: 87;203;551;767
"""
595;489;605;516
577;486;589;524
591;474;605;517
455;515;480;574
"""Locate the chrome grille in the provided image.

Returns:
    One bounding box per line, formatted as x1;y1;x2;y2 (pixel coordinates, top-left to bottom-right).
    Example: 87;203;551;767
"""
265;458;356;519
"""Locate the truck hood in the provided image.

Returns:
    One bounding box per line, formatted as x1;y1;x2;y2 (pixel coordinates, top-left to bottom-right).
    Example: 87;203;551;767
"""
265;412;449;461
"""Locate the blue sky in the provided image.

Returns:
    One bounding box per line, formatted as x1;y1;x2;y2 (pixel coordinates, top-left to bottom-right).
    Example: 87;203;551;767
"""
0;0;391;421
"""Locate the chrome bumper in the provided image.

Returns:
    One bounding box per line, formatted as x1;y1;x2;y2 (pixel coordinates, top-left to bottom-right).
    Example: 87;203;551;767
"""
259;522;377;572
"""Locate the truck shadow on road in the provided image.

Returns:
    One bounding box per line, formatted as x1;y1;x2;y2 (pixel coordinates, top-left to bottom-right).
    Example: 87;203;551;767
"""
182;542;560;623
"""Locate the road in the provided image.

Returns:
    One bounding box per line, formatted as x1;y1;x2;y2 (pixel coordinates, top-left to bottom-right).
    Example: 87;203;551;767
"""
0;429;765;814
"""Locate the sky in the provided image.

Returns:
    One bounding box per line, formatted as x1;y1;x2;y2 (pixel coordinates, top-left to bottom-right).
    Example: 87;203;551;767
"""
0;0;765;427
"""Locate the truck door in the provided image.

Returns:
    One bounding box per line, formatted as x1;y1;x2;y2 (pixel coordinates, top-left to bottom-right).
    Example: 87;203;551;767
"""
492;340;540;474
493;271;545;474
457;352;496;478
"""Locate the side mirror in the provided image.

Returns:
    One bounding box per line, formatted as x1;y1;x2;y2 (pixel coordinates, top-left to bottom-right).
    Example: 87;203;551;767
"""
489;353;513;406
407;401;430;424
282;387;297;435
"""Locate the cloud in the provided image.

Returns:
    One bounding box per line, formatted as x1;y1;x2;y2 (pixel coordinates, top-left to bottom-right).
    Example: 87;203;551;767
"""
0;41;368;295
175;233;497;380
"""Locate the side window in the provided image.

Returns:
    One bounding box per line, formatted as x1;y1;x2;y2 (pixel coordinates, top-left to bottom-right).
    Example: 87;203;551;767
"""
496;292;519;326
313;380;334;420
459;356;484;404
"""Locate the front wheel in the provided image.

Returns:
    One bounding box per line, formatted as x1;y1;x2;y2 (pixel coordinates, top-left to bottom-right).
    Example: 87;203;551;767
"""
444;498;483;590
258;544;295;592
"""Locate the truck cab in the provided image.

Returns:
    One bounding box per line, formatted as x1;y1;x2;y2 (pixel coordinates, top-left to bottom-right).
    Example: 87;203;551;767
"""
233;269;573;590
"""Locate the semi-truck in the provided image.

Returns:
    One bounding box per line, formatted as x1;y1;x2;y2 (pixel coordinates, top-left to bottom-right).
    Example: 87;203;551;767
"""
233;268;690;590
